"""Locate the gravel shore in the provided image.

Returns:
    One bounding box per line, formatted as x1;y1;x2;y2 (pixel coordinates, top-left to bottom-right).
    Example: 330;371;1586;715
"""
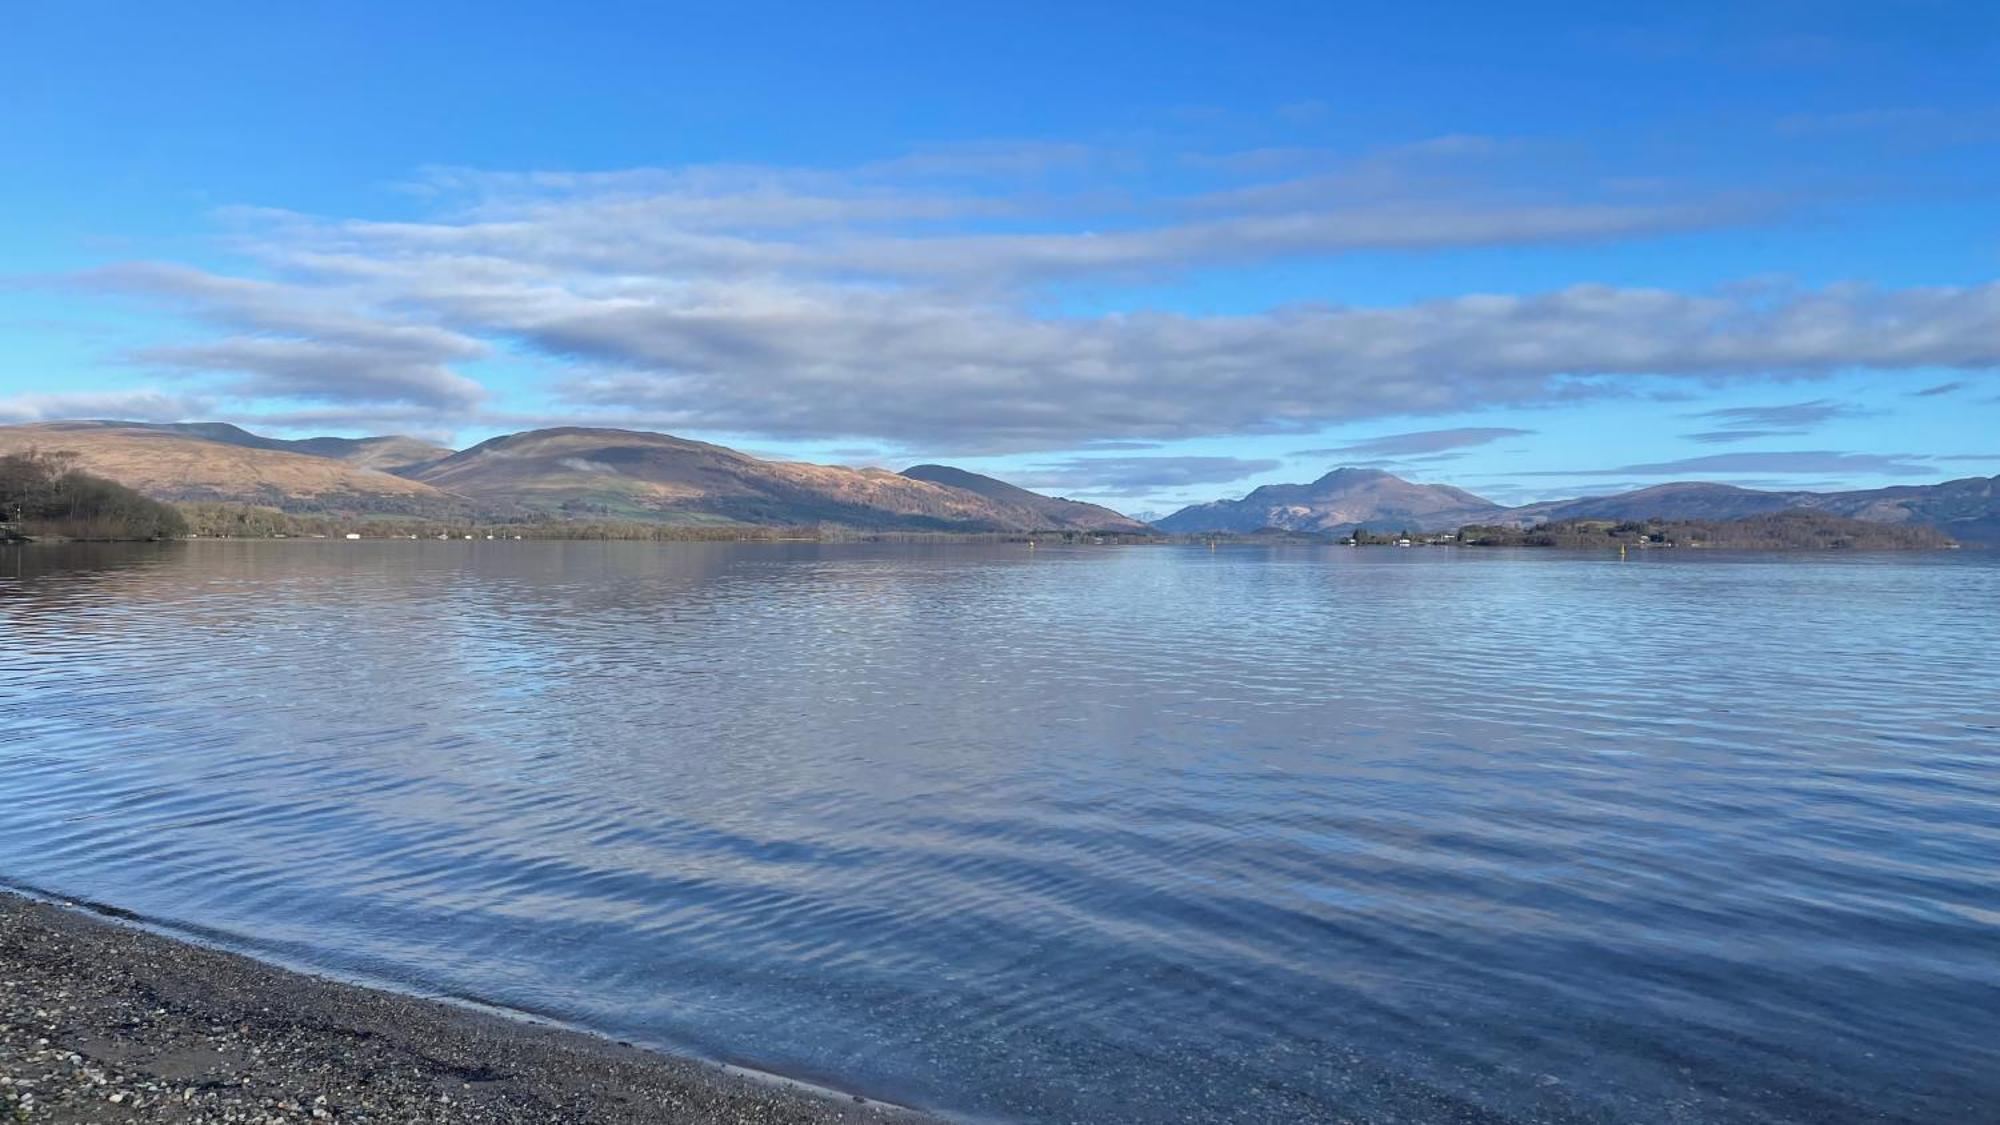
0;890;934;1124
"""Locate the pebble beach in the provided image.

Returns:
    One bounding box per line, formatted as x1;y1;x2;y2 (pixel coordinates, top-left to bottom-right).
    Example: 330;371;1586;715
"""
0;891;929;1124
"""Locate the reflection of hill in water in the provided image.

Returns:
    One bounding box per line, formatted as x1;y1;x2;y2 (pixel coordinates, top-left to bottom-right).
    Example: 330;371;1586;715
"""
1;541;190;594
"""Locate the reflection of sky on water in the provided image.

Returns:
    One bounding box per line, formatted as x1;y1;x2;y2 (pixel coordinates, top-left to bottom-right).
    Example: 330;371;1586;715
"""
3;541;1997;1123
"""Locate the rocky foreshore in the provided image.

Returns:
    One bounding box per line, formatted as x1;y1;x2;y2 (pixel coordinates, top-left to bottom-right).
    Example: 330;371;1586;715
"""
0;891;930;1124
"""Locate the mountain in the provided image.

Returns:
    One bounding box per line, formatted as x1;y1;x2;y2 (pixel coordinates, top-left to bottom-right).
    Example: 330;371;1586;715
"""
899;464;1149;532
110;421;454;474
1804;475;2000;546
1507;482;1809;525
1153;468;1504;533
407;427;1141;531
0;422;461;515
1161;468;2000;545
1507;476;2000;546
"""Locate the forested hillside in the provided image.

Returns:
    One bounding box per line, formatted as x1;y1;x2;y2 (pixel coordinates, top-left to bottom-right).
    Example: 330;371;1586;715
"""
0;449;188;540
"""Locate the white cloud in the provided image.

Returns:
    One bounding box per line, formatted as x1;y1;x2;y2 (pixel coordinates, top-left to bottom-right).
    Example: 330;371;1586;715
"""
528;279;2000;451
1011;456;1284;496
1525;451;1936;477
72;262;489;409
30;141;2000;451
0;388;212;424
1293;427;1536;457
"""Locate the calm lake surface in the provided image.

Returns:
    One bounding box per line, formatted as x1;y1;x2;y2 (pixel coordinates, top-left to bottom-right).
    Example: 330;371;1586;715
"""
3;541;1997;1122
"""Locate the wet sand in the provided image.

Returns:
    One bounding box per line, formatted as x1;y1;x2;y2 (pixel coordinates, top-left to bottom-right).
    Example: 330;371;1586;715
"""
0;890;934;1123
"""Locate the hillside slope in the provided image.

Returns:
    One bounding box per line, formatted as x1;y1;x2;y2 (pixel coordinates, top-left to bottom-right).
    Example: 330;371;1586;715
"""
1507;477;2000;546
899;464;1147;531
1507;483;1810;526
110;421;454;474
410;428;1123;531
1154;468;1504;533
1805;475;2000;546
0;422;462;515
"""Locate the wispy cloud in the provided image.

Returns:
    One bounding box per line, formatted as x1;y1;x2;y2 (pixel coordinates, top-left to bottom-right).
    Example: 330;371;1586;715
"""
70;263;489;410
523;280;2000;451
1688;398;1866;429
1526;450;1935;478
1012;455;1281;496
1292;426;1533;457
0;388;213;424
27;141;2000;451
1681;429;1805;444
1909;380;1965;397
1674;398;1880;445
1774;106;2000;146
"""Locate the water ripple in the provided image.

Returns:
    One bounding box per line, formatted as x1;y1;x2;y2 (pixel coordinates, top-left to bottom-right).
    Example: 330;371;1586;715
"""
3;541;1997;1123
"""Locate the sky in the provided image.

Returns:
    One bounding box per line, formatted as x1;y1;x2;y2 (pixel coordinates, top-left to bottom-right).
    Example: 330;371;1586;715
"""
2;1;1997;515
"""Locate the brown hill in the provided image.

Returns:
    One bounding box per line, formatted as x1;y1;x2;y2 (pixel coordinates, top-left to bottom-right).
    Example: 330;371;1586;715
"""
0;422;461;516
410;428;1142;531
114;422;454;474
899;464;1148;532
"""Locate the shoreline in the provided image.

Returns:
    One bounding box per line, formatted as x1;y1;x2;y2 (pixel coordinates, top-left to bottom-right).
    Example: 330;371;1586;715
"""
0;889;935;1123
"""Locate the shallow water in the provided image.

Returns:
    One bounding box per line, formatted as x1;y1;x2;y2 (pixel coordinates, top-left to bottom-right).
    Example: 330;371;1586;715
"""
2;540;1997;1123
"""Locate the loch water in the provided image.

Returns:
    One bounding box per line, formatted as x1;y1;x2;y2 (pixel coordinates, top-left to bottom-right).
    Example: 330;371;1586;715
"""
2;540;1997;1123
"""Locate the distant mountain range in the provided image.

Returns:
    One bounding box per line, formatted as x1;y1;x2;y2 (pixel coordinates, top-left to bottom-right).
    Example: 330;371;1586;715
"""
1153;468;1504;534
4;419;1994;543
1158;467;2000;545
0;421;1142;533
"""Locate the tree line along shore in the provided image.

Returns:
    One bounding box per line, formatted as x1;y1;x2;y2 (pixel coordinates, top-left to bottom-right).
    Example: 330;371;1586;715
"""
1447;513;1953;550
0;449;186;542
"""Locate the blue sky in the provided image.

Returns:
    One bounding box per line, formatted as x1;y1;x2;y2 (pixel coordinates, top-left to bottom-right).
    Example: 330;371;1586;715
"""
3;1;1997;513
